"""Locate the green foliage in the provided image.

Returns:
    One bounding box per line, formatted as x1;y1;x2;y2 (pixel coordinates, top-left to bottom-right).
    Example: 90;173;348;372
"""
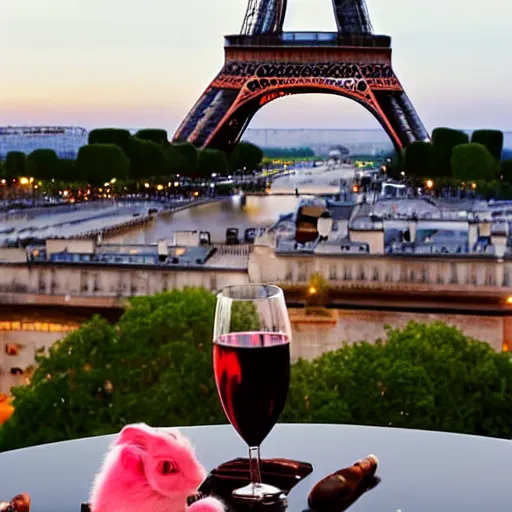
431;128;469;177
2;302;512;451
135;129;170;147
125;138;167;180
27;149;59;180
196;149;228;177
55;159;77;181
229;142;263;173
283;321;512;438
165;146;189;175
500;159;512;184
76;144;130;185
404;141;433;179
451;143;496;182
172;143;198;174
0;289;259;451
471;130;503;161
88;129;132;152
4;152;27;179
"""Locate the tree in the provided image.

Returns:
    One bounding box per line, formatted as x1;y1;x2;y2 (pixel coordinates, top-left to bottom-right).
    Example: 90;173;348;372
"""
88;129;132;153
0;289;257;451
171;143;198;175
500;159;512;184
135;129;169;147
55;159;76;182
471;130;503;162
451;143;496;182
3;306;512;452
124;138;167;180
229;142;263;174
165;146;189;175
283;321;512;438
404;141;433;180
196;149;228;177
4;152;26;179
431;128;469;177
76;144;130;185
27;149;60;181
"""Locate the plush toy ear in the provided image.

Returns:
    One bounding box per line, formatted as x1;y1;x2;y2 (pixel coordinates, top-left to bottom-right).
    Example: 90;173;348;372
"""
117;423;152;447
120;445;145;474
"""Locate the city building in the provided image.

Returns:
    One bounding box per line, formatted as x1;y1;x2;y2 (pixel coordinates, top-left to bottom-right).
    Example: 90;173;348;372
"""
0;126;88;159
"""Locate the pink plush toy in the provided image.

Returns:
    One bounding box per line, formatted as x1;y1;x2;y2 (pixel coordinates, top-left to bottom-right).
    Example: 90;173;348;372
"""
89;423;224;512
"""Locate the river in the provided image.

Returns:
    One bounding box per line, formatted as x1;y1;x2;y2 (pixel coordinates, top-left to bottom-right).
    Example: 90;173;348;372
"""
107;195;300;244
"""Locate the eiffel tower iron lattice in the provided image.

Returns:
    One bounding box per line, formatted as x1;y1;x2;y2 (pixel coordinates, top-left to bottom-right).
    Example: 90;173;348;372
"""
173;0;429;152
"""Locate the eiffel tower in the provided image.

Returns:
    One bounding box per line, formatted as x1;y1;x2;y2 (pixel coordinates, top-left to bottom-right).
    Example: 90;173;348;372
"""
173;0;429;152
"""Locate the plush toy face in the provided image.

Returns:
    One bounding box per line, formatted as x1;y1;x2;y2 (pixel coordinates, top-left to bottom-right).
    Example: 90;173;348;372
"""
116;423;207;498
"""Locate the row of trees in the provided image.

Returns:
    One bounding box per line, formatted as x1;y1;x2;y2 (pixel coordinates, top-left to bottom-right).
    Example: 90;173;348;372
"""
0;129;264;186
1;288;511;452
403;128;512;184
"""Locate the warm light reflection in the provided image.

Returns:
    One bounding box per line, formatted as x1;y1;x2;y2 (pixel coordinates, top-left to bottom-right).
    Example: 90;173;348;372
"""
507;297;512;305
0;321;80;332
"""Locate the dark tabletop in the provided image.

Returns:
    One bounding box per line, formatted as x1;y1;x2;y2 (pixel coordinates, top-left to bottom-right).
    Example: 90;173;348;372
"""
0;423;511;511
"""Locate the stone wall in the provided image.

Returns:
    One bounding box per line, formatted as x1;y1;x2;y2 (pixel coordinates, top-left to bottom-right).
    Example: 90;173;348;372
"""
289;309;507;361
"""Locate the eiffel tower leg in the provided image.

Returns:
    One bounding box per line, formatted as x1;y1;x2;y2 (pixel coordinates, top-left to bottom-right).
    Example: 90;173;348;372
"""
172;67;244;149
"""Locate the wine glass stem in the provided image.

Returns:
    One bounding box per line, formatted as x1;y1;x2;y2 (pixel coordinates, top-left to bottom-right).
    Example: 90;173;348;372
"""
249;445;262;487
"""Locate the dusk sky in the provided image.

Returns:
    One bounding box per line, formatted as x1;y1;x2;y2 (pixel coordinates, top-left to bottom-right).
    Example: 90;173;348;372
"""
1;0;511;134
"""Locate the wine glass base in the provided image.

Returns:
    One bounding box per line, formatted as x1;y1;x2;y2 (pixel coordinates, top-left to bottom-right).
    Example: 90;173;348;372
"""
232;482;283;502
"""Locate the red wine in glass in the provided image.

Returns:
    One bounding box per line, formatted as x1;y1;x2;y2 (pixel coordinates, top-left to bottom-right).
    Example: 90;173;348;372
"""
213;284;293;502
213;332;290;447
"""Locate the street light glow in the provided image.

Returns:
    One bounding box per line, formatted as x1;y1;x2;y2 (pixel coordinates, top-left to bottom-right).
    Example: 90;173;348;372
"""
426;180;434;189
308;286;317;296
507;296;512;305
19;177;29;185
156;184;164;191
144;183;150;188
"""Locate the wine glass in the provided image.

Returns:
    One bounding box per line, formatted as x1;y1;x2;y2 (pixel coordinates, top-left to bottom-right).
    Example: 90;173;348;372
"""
213;284;292;502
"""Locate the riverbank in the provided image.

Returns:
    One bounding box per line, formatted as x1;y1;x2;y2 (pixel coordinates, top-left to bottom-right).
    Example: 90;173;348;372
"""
99;197;222;241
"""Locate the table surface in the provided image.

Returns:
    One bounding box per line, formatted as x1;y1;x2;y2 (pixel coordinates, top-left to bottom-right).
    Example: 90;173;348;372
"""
0;423;511;512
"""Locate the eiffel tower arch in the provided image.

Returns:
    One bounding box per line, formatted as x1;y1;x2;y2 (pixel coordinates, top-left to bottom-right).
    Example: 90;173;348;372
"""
173;0;429;153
